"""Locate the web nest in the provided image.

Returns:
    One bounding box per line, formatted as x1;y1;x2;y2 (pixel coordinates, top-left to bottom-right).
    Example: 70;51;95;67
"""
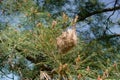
56;28;77;54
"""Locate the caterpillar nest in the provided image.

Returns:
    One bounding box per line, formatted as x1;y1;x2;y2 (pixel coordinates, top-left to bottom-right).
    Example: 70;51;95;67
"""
56;28;77;54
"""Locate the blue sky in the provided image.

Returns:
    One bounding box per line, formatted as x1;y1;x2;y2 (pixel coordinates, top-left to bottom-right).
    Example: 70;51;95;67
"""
101;0;120;34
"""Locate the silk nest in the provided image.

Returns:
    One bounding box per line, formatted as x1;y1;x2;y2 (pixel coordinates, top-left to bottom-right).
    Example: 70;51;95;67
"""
56;28;77;54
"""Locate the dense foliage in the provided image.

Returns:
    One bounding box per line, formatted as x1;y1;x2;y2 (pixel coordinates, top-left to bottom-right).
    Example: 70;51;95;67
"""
0;0;120;80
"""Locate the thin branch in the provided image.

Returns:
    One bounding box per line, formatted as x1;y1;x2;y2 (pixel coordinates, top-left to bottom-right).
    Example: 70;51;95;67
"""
96;34;120;41
107;0;118;20
0;69;13;79
78;6;120;21
105;1;115;7
104;0;118;35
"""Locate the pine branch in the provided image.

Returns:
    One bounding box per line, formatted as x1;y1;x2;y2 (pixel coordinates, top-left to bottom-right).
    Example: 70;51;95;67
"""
78;6;120;21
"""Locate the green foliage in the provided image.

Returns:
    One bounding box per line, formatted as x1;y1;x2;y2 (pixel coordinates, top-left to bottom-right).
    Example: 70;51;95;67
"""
0;0;120;80
0;0;37;14
0;19;120;79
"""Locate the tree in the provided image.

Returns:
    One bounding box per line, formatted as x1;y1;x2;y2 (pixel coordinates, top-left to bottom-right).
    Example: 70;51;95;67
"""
0;0;120;79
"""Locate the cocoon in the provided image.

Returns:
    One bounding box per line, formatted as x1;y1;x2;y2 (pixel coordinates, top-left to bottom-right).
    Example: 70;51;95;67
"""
56;28;77;54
